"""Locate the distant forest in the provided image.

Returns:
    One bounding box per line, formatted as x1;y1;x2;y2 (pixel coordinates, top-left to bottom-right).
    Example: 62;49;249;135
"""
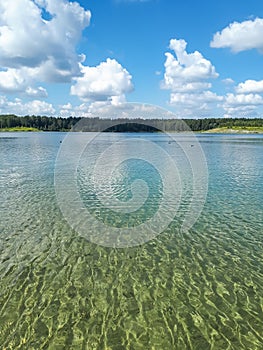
1;114;263;132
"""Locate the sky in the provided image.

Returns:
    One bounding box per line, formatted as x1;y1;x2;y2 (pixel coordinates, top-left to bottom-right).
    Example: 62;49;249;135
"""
0;0;263;118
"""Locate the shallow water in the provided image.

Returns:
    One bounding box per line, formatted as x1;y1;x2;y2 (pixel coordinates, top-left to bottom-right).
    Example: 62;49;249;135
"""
0;132;262;349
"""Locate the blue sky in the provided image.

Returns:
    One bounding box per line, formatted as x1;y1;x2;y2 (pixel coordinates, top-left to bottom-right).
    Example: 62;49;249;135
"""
0;0;263;118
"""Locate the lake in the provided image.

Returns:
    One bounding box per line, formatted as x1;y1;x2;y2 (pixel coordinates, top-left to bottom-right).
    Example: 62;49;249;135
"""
0;132;262;349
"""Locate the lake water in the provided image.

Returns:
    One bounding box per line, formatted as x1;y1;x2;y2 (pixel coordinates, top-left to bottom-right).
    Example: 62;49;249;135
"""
0;132;262;349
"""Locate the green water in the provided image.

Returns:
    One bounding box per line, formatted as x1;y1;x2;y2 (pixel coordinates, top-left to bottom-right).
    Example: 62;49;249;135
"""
0;132;262;349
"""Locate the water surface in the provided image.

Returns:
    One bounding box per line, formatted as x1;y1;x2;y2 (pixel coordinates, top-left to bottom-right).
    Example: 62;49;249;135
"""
0;132;262;349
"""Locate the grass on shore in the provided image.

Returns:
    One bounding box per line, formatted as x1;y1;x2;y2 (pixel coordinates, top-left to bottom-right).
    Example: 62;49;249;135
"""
0;126;40;132
203;126;263;134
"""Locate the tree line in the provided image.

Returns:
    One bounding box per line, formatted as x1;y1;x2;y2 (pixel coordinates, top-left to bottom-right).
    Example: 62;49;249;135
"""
1;114;263;132
0;114;80;131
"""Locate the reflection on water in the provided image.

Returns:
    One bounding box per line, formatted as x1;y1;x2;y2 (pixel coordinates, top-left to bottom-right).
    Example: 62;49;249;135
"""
0;132;262;349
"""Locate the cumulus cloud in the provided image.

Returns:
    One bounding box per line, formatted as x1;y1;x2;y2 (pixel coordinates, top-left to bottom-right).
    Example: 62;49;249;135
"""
0;96;55;115
161;38;220;117
223;106;259;119
223;93;263;118
166;82;212;93
211;18;263;52
0;69;27;93
220;79;263;117
59;99;130;118
0;68;49;99
170;91;223;105
25;87;48;98
0;0;91;94
162;39;218;91
236;79;263;94
59;101;177;119
225;93;263;106
71;58;134;103
169;91;223;117
59;102;90;117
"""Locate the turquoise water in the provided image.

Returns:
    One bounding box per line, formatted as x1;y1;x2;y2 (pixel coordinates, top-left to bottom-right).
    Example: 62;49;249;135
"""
0;132;262;349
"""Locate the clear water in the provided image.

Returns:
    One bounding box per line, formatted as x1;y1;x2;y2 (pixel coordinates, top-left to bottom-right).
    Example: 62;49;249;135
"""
0;132;262;349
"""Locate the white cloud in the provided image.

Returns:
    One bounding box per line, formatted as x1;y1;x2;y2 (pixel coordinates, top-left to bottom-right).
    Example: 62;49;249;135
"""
0;96;55;115
0;0;91;94
225;93;263;106
59;102;178;119
170;91;223;105
169;91;223;117
223;105;259;119
59;97;132;118
59;101;125;118
162;39;218;92
110;94;127;106
71;58;134;102
222;93;263;117
236;79;263;94
25;87;48;98
166;82;212;93
211;18;263;52
59;102;89;117
59;100;129;118
161;38;220;117
222;78;235;85
0;69;27;93
0;67;49;97
220;80;263;117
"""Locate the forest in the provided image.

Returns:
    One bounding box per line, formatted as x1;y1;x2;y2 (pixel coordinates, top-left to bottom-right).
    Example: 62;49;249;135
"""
1;114;263;132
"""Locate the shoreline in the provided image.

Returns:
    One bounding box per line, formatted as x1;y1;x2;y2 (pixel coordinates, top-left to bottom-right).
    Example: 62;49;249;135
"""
1;127;263;134
201;127;263;134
